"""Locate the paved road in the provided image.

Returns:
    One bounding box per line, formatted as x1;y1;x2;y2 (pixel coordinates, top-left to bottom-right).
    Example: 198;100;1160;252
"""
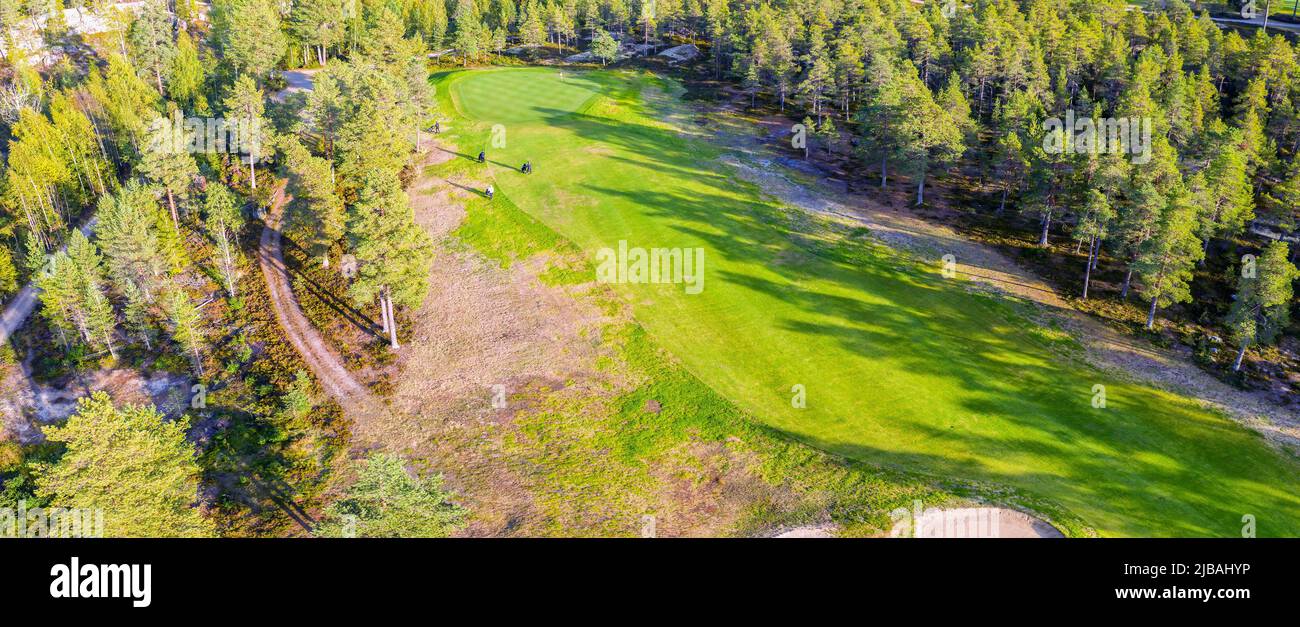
1209;14;1300;34
273;69;318;103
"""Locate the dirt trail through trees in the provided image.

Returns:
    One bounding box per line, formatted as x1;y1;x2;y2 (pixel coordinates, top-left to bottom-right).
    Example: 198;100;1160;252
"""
257;186;376;414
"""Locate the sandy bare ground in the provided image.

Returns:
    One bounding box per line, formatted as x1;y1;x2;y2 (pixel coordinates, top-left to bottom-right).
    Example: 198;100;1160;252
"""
360;147;622;535
0;357;191;444
774;524;838;538
693;99;1300;453
908;507;1065;538
774;507;1063;538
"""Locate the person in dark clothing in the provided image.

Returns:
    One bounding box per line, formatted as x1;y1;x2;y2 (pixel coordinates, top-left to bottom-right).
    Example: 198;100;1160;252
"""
433;121;440;134
477;151;485;163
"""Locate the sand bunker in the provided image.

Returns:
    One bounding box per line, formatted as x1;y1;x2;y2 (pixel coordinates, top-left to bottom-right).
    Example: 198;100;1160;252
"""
903;507;1064;538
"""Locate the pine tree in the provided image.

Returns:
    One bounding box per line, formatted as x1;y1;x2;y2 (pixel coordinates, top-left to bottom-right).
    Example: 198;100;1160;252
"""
1076;189;1114;300
139;113;199;230
1196;124;1254;258
312;452;466;537
1233;75;1273;176
97;181;167;302
127;0;176;96
591;28;618;66
896;68;964;206
281;138;344;267
222;74;270;190
993;131;1028;215
519;0;547;49
36;230;117;356
169;29;205;110
289;0;346;66
346;171;433;350
704;0;729;78
1265;156;1300;231
1115;181;1165;299
22;229;48;281
306;68;345;163
796;16;833;120
856;57;904;189
759;11;795;111
120;278;156;349
36;391;214;537
1135;186;1205;329
489;0;515;31
211;0;288;81
36;249;81;349
65;230;117;358
335;95;409;196
163;286;206;375
816;116;836;157
1225;241;1298;371
831;34;863;114
0;245;18;304
81;280;118;359
204;183;244;298
152;195;191;275
636;0;656;47
452;0;484;63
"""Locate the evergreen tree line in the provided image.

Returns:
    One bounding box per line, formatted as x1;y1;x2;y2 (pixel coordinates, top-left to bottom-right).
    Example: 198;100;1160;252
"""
4;0;1299;372
0;0;438;367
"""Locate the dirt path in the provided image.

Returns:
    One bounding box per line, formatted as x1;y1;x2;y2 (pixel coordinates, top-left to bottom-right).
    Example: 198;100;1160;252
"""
257;191;376;414
697;100;1300;452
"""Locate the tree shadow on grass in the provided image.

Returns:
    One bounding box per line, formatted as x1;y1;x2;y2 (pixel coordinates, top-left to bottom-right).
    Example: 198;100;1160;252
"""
504;104;1300;535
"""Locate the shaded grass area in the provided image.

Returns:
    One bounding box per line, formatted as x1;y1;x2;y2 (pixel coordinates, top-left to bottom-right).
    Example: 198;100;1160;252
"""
434;67;1300;537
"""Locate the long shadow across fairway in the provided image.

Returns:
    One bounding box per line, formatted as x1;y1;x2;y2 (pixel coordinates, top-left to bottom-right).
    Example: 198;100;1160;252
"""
455;78;1300;535
577;179;1300;535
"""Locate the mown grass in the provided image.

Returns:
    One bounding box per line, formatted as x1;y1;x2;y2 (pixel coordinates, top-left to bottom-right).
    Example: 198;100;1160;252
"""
429;67;1300;537
424;69;1085;537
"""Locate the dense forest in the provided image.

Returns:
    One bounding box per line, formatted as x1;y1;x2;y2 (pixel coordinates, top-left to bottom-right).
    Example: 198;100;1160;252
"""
3;0;1294;377
0;0;1296;535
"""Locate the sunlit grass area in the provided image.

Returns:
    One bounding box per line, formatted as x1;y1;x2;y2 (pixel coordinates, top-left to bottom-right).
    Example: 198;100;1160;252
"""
432;67;1300;537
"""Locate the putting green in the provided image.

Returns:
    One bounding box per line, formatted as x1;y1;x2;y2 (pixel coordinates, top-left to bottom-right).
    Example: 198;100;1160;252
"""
453;67;603;123
438;67;1300;537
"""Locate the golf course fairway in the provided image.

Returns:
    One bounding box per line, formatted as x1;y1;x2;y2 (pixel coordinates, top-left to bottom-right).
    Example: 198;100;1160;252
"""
433;67;1300;537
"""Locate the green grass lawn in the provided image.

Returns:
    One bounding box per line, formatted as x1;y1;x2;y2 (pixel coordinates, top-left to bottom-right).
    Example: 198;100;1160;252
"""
431;66;1300;537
